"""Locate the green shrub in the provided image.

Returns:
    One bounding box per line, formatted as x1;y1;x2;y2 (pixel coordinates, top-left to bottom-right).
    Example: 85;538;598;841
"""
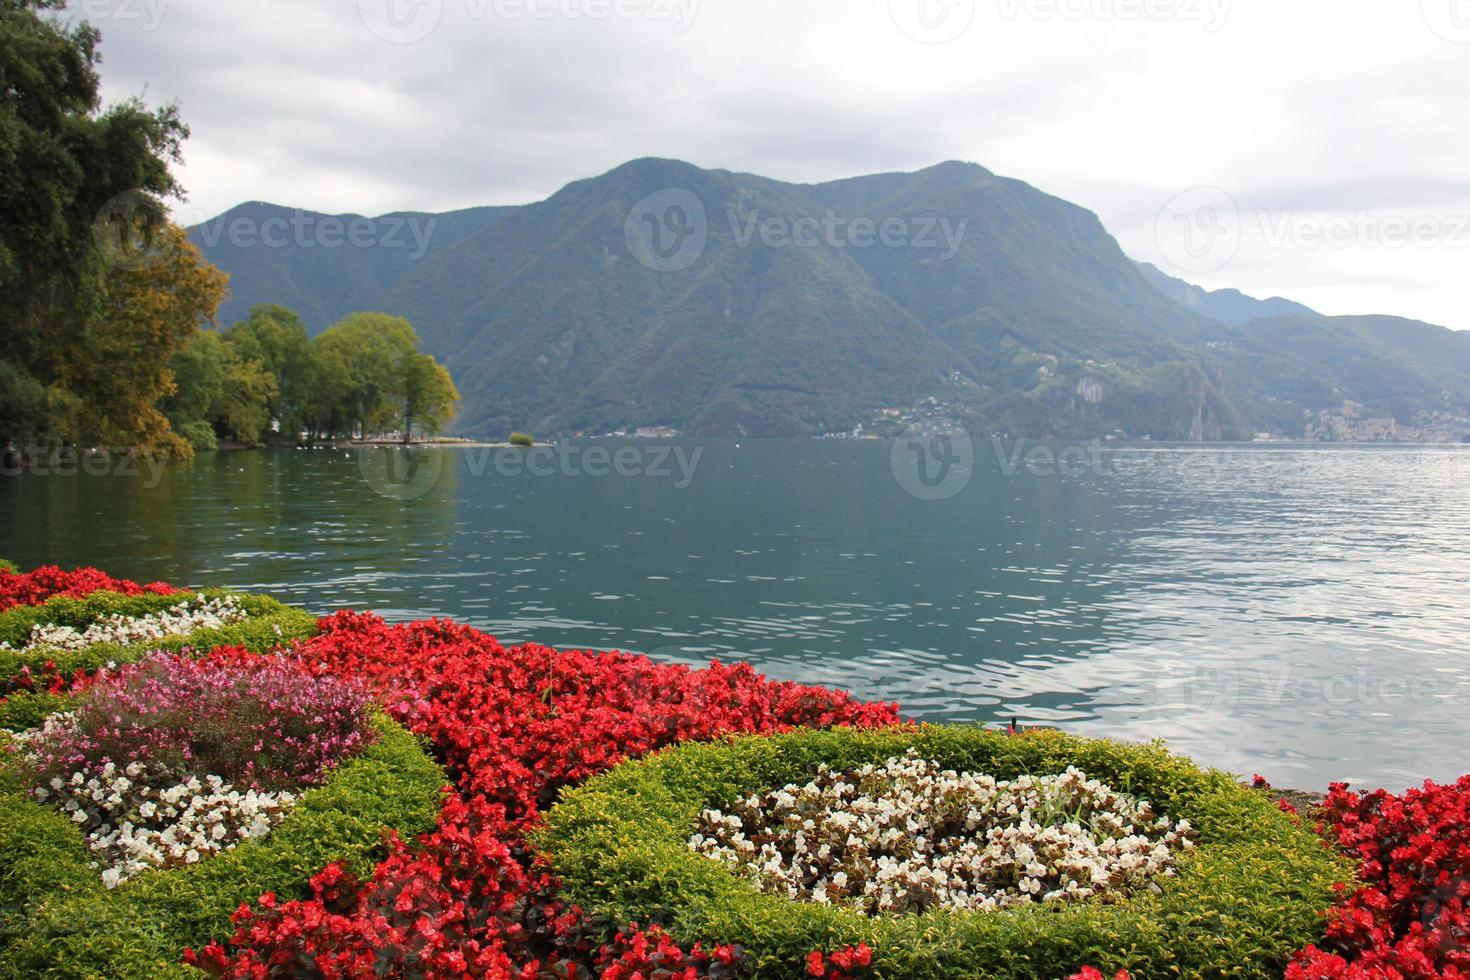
508;432;534;447
0;590;318;689
0;560;17;575
0;715;445;979
177;421;219;452
0;692;71;734
538;726;1352;980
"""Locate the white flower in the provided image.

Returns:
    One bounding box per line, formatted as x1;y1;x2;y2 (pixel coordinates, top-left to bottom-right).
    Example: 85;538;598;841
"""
11;596;251;656
27;761;298;887
689;753;1194;916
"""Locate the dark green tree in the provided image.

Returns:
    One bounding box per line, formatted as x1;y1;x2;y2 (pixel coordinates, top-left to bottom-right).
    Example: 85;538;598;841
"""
224;305;316;440
0;0;190;449
306;312;457;441
400;353;460;441
164;329;277;449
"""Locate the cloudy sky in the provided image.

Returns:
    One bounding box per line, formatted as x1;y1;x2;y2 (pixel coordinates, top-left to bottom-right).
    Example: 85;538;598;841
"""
78;0;1470;328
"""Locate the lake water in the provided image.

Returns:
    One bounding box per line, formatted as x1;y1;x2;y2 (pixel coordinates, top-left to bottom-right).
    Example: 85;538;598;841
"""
4;439;1469;792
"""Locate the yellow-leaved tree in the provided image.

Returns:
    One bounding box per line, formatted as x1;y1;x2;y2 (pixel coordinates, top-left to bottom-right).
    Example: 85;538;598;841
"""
63;224;228;458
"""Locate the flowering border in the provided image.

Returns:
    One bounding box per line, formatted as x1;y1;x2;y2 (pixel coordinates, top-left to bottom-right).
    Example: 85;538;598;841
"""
0;589;317;700
0;714;444;977
0;562;175;613
540;725;1352;979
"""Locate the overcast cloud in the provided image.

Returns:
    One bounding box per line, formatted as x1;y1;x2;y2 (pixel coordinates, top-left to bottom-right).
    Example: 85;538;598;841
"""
73;0;1470;329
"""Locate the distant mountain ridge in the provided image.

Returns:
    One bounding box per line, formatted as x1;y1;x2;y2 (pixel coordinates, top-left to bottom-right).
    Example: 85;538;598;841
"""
1135;262;1318;326
189;201;509;329
190;159;1470;440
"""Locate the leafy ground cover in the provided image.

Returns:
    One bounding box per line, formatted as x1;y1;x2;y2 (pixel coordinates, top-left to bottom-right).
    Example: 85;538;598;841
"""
540;726;1347;978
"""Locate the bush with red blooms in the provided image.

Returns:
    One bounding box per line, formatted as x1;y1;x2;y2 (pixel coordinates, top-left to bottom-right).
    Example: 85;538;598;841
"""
1287;777;1470;979
1066;970;1132;980
2;660;86;698
191;612;898;977
0;564;175;612
806;944;874;979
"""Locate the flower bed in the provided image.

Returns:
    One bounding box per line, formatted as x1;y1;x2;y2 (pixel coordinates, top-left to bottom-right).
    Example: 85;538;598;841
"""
13;651;379;887
0;562;175;612
540;726;1350;979
1286;777;1470;978
0;588;317;701
0;699;443;977
191;612;900;977
1;593;249;655
2;561;1467;979
690;754;1196;915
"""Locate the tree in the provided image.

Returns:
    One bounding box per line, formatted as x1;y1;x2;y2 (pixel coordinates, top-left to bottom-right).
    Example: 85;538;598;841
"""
68;224;227;456
165;328;277;448
311;313;415;437
400;353;460;440
0;0;191;449
306;313;456;441
225;305;315;440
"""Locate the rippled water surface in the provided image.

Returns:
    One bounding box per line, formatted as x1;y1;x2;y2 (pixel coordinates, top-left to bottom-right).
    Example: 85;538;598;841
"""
4;440;1469;791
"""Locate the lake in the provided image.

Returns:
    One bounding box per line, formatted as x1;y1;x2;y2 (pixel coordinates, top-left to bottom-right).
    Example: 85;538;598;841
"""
3;438;1468;792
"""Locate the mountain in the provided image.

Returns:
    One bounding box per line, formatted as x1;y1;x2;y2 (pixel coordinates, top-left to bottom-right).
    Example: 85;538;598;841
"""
188;202;509;328
1136;264;1470;432
190;159;1470;440
1136;262;1317;326
1201;314;1470;431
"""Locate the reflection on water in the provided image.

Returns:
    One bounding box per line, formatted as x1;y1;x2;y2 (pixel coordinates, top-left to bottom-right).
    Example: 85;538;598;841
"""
3;440;1469;792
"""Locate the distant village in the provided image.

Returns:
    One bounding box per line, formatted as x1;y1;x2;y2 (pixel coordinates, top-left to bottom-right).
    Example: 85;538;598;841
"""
588;400;1470;444
1297;402;1470;444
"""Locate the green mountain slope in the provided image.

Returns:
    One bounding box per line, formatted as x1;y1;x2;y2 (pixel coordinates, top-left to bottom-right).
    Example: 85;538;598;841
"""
1137;266;1470;432
368;159;1237;437
190;159;1468;440
188;202;508;329
1202;314;1470;430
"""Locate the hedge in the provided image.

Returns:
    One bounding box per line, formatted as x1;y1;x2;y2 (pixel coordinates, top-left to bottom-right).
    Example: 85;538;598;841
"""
0;692;71;734
538;725;1352;980
0;560;16;575
0;589;318;690
0;715;446;979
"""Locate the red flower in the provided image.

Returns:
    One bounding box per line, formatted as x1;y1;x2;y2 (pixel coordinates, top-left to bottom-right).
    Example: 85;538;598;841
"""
1287;777;1470;978
202;612;895;977
0;563;175;612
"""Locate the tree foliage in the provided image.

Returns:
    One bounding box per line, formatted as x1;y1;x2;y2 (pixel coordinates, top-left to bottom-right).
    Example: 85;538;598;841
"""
0;0;193;451
0;5;459;456
164;329;277;448
166;306;458;446
224;306;315;439
306;312;458;441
